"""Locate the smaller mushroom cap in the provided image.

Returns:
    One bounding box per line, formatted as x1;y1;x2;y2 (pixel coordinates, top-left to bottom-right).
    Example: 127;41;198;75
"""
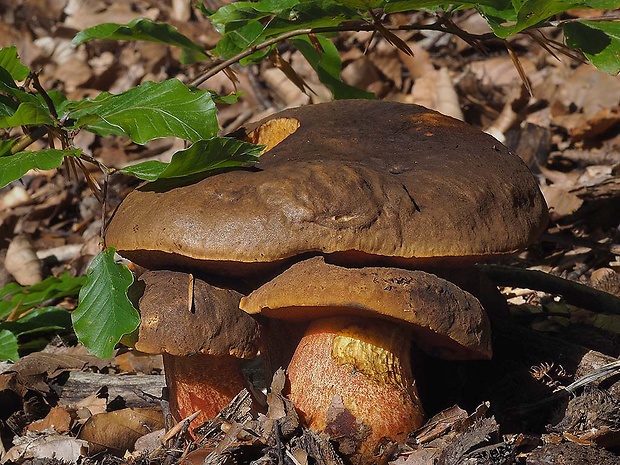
240;257;491;360
136;270;260;358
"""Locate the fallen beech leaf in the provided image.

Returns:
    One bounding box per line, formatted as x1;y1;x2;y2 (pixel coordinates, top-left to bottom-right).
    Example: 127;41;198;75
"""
133;428;165;453
4;234;43;286
2;433;88;463
540;184;583;221
78;407;164;455
412;405;468;445
75;386;108;417
26;406;73;433
410;68;463;121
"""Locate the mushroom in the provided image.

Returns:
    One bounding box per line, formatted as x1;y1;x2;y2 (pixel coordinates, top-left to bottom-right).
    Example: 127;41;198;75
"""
240;256;491;463
105;100;548;278
105;100;547;449
134;270;260;428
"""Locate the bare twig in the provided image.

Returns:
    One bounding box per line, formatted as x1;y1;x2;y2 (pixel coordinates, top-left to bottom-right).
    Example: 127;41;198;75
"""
10;126;48;154
478;264;620;315
190;20;495;87
30;72;60;123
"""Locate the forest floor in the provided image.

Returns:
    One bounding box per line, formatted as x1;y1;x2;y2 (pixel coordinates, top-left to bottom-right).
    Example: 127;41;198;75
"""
1;1;620;464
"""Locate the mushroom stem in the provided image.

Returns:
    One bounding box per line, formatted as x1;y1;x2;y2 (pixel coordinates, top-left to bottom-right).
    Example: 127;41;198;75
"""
164;353;250;429
287;315;426;464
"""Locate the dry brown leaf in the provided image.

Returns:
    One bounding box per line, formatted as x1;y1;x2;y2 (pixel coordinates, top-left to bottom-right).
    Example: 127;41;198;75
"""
2;433;89;463
75;386;108;417
466;56;539;91
26;406;73;433
270;49;314;97
262;67;309;107
54;56;93;92
390;449;439;465
133;428;165;454
590;268;620;297
540;184;584;221
409;68;463;121
398;42;434;80
485;85;530;143
4;234;43;286
64;0;158;31
412;405;469;445
553;64;620;118
78;407;164;455
264;368;299;438
341;56;381;90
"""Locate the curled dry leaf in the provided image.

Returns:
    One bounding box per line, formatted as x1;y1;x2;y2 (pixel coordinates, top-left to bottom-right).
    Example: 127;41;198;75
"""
590;268;620;297
4;234;43;286
77;407;164;455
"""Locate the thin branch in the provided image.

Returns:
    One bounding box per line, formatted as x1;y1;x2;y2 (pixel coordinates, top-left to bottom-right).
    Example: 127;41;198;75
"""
549;13;620;26
10;126;48;154
30;72;60;124
190;21;495;87
478;264;620;315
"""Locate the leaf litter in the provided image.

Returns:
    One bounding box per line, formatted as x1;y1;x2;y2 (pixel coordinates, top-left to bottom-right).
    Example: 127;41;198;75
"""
1;1;620;464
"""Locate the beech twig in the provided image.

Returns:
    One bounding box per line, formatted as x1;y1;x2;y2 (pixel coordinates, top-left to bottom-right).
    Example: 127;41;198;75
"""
478;264;620;315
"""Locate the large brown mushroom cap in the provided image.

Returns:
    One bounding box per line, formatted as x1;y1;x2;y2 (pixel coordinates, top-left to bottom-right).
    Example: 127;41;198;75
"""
135;270;259;358
240;256;491;360
105;100;548;276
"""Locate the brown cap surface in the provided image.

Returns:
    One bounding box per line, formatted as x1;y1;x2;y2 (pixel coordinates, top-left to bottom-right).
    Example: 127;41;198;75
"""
240;257;491;360
106;100;548;275
135;270;259;358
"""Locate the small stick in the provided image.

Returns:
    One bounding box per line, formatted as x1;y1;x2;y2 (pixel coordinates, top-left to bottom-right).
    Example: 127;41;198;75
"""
478;264;620;315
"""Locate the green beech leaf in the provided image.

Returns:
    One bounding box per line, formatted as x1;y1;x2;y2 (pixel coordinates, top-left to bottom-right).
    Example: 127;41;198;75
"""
210;0;365;59
291;34;375;99
0;329;19;362
0;139;14;157
70;79;218;144
72;18;206;54
0;273;86;320
478;1;620;38
0;95;17;117
0;65;18;91
1;307;72;338
179;48;211;65
0;149;81;189
119;137;261;181
0;101;54;128
564;21;620;75
72;248;139;359
0;67;39;105
384;1;497;13
0;46;29;81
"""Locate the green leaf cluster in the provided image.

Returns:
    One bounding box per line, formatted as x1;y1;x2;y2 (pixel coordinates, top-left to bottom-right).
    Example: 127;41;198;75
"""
0;274;85;361
204;0;620;74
